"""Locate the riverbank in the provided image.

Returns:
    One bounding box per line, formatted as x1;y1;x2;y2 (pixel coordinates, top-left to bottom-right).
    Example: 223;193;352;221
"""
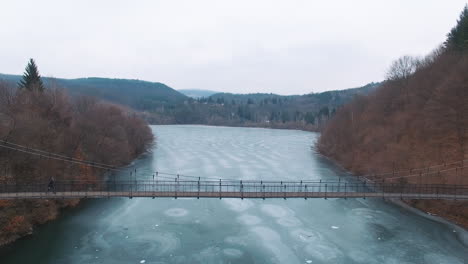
149;121;321;133
0;199;80;246
317;152;468;230
392;199;468;244
0;150;151;247
404;200;468;230
0;81;154;247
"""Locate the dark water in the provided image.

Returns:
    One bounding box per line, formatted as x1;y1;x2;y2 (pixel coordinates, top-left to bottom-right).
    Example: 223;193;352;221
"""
1;125;466;264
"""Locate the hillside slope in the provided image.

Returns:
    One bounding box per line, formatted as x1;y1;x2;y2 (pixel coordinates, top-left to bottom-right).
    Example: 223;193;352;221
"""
0;74;188;111
148;82;380;127
318;11;468;226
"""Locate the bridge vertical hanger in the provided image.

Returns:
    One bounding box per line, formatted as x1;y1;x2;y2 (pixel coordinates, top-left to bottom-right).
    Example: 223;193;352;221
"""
419;171;422;199
219;179;222;199
262;183;265;200
382;178;385;200
283;183;286;200
324;183;327;199
175;176;178;199
304;184;308;200
240;180;243;200
344;183;347;199
197;177;200;199
338;178;341;193
152;173;156;199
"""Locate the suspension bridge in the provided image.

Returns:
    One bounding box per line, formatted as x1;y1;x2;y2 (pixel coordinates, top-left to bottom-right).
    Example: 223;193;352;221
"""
1;179;467;200
0;140;467;200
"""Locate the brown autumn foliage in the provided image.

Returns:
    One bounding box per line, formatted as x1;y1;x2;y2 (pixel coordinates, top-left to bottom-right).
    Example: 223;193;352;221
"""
0;81;154;245
318;50;468;227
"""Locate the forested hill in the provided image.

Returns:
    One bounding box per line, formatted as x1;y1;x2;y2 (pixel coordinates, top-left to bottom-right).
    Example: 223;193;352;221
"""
0;73;379;129
149;82;380;128
0;74;188;110
318;6;468;226
210;82;378;105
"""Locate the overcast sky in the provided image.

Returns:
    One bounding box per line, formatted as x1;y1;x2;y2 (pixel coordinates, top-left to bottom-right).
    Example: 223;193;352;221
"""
1;1;466;95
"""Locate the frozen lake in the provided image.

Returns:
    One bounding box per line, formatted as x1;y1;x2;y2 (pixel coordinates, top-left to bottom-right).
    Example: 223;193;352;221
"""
0;125;466;264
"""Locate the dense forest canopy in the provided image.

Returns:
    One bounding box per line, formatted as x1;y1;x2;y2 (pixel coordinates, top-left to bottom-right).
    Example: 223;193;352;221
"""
147;82;380;128
0;61;154;245
318;5;468;225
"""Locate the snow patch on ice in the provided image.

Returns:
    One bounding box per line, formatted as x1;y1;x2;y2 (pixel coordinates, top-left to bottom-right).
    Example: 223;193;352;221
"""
164;208;188;217
260;204;291;218
223;199;254;212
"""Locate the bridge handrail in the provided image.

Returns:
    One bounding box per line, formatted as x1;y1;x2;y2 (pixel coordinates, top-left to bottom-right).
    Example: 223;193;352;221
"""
1;180;467;196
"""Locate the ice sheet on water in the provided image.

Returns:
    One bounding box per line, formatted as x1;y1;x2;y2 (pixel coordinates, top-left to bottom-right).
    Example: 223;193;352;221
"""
291;229;323;243
277;216;302;227
133;231;180;255
237;214;262;226
164;208;189;217
193;246;222;263
223;198;254;212
224;236;249;246
348;250;380;264
423;253;464;264
251;226;301;263
304;243;343;262
260;204;292;218
223;248;243;258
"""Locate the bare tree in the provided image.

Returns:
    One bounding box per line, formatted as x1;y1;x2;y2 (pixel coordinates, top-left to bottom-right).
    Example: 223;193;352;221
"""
386;55;418;81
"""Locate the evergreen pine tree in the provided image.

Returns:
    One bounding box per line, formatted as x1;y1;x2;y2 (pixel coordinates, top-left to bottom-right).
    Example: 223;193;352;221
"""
445;5;468;51
18;58;44;92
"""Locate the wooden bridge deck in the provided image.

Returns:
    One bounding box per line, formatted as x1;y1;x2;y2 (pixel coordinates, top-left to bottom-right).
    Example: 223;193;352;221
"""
1;191;467;200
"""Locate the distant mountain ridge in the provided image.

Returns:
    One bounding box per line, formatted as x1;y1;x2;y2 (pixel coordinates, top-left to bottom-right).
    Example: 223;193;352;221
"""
0;74;188;111
1;73;380;127
178;89;219;98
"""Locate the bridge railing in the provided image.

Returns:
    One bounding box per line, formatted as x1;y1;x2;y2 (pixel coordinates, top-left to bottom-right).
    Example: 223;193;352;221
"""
1;180;467;198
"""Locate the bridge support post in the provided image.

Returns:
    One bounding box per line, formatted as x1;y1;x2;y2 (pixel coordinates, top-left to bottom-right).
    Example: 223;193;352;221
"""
219;179;222;200
283;184;286;200
175;177;178;199
382;179;385;200
344;183;347;200
197;178;200;199
240;180;243;200
363;182;366;199
324;184;327;200
304;184;307;200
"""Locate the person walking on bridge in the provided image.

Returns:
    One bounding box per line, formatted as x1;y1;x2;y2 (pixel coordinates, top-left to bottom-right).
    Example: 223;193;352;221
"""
47;177;56;194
